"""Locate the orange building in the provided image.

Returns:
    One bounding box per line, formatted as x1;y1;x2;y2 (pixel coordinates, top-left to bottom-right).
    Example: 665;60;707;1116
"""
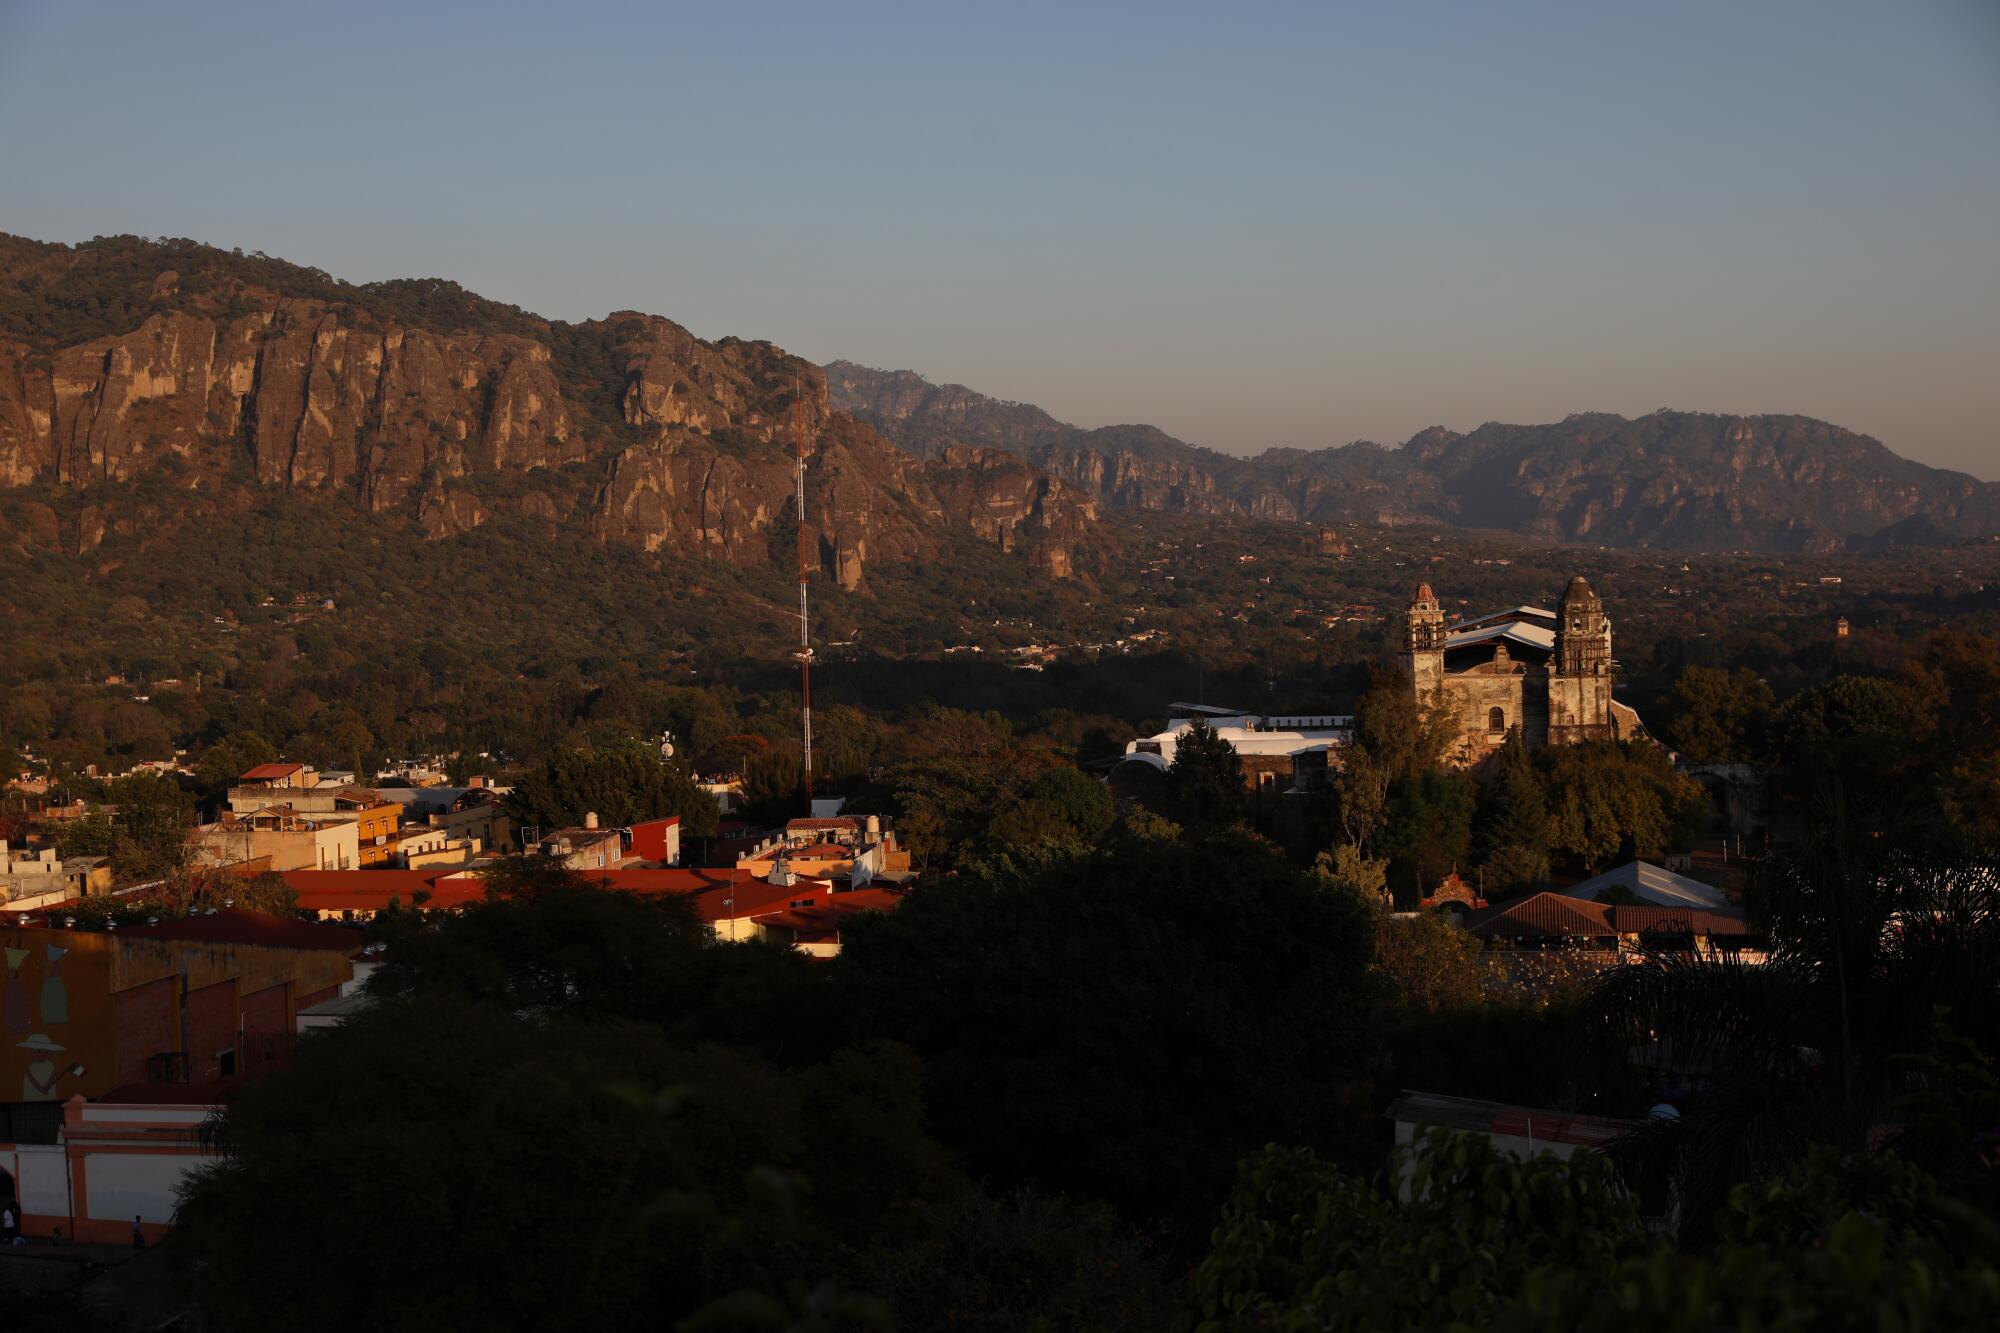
0;913;360;1106
348;799;403;866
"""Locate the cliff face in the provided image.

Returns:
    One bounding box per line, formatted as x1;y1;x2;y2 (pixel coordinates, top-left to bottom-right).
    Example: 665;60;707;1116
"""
831;364;2000;552
0;236;1095;584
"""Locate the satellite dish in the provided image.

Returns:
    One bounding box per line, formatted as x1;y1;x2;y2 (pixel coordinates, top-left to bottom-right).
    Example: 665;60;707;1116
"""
659;730;675;759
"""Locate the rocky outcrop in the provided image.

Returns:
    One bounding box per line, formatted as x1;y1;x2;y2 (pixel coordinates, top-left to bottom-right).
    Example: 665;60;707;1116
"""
0;236;1096;583
832;363;2000;552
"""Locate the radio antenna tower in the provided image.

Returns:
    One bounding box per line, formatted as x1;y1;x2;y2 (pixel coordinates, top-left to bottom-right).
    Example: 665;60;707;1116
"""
791;391;815;807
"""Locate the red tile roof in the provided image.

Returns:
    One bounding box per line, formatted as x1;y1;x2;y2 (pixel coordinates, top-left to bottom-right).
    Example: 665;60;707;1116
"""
1604;904;1752;937
121;907;367;952
239;762;306;781
1462;892;1616;939
787;817;860;831
1462;891;1753;942
281;869;486;912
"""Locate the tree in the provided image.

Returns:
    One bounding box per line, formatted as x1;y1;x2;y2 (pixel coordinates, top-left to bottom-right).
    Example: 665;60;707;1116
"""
1312;843;1387;906
1193;1132;2000;1332
103;771;196;879
504;742;719;838
831;830;1381;1237
1377;913;1484;1015
1658;665;1774;764
1375;768;1475;906
1193;1134;1647;1332
173;997;945;1332
1168;717;1242;825
193;730;277;804
1592;810;2000;1242
1331;674;1458;854
1539;742;1703;873
1476;728;1550;898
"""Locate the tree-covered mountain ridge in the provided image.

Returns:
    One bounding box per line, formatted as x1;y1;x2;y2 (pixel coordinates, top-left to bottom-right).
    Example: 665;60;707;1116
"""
0;234;1094;585
827;360;2000;553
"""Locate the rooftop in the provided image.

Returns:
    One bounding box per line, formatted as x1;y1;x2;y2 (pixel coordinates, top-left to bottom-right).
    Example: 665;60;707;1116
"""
239;762;306;781
1388;1090;1637;1148
120;908;368;952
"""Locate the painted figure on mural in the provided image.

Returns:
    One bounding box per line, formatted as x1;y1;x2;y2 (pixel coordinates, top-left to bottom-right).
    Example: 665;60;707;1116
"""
18;1033;77;1101
2;948;29;1034
39;947;68;1025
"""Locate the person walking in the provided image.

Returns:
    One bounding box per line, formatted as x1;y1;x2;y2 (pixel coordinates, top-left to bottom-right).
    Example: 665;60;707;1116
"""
132;1216;146;1249
1;1203;17;1244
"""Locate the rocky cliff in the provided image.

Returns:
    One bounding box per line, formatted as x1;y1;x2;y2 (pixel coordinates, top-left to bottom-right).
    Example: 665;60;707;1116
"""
829;363;2000;552
0;236;1094;584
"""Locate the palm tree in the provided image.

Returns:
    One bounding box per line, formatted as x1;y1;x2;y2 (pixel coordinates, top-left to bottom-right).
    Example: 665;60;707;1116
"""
1590;782;2000;1239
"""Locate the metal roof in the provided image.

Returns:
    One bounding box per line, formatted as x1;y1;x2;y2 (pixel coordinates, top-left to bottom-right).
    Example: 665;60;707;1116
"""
1565;860;1732;909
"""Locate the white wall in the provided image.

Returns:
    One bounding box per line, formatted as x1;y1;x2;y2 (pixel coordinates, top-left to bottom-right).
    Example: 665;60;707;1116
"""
82;1151;202;1224
3;1145;69;1218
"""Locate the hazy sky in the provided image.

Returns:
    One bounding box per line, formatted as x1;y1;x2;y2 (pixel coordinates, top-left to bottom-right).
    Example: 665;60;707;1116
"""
2;1;1996;476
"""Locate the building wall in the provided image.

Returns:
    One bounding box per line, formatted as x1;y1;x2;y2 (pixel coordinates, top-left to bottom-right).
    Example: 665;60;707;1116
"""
352;804;402;866
437;802;513;852
628;818;681;866
240;983;289;1073
112;977;178;1088
0;929;353;1101
1434;671;1536;762
186;981;237;1081
1547;672;1616;746
0;1143;70;1234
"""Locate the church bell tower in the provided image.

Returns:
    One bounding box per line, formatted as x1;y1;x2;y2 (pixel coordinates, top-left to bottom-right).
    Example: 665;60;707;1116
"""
1555;576;1610;677
1401;582;1446;693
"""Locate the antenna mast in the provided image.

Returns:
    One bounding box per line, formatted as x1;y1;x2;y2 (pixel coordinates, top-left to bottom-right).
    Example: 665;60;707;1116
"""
792;393;814;807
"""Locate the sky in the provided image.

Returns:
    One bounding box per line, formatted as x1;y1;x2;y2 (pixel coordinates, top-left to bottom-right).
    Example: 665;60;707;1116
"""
1;1;1996;476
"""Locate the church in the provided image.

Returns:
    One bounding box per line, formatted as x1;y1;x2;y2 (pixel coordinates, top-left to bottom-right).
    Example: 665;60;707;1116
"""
1400;575;1648;763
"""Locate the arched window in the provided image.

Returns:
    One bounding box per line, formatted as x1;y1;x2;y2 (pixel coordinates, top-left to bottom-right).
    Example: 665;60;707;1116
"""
1487;707;1506;735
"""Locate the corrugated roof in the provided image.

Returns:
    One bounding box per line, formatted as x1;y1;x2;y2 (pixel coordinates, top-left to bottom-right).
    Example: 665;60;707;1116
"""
1462;891;1615;938
1566;860;1732;909
1445;621;1557;653
1605;904;1751;937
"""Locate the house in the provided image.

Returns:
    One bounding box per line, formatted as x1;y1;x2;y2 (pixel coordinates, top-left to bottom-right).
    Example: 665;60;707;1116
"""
388;824;477;870
347;794;404;867
1113;704;1353;804
2;840;113;904
1388;1090;1638;1166
626;815;681;867
1461;891;1756;960
272;864;908;957
193;805;362;872
532;815;625;870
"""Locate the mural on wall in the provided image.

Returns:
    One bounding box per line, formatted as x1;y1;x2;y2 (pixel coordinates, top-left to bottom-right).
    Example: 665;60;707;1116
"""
2;949;27;1034
39;948;68;1025
18;1033;83;1101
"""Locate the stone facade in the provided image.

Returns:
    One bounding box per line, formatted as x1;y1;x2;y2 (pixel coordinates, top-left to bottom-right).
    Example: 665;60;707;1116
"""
1399;576;1640;764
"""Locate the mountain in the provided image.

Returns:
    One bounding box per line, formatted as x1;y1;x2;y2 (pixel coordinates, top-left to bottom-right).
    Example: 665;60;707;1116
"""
0;235;1094;585
827;363;2000;552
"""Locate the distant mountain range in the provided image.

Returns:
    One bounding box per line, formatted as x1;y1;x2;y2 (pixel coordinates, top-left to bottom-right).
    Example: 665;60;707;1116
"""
0;230;1988;580
0;235;1094;586
827;361;2000;552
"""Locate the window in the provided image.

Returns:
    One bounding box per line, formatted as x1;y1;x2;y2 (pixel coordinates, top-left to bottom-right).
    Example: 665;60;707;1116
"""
1488;707;1506;735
